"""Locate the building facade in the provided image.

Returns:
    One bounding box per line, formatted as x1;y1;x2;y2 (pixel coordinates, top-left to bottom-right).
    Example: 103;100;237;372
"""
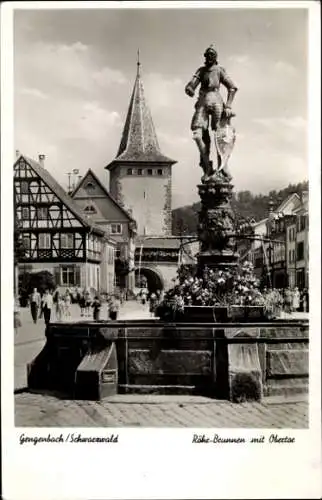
71;168;137;293
248;193;309;290
14;154;116;294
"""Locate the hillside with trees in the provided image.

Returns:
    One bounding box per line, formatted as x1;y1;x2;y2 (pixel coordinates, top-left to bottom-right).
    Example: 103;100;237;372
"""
172;181;308;235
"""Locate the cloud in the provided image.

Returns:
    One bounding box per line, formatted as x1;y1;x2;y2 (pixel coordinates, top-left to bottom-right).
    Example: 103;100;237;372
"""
15;41;126;96
18;87;48;100
253;116;307;130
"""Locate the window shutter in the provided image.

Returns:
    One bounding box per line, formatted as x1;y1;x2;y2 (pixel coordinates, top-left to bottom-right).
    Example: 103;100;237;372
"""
54;267;61;286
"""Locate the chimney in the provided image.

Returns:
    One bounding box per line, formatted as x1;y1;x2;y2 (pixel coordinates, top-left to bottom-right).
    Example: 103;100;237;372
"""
38;154;46;167
15;150;20;159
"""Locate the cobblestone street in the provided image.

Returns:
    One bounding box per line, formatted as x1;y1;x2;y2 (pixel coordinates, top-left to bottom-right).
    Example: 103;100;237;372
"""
15;392;308;428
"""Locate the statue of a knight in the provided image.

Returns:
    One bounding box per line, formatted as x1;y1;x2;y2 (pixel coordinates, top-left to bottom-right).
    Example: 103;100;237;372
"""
185;45;238;181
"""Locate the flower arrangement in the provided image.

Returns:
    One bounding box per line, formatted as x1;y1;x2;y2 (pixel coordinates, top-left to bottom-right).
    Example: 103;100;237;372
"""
157;261;265;320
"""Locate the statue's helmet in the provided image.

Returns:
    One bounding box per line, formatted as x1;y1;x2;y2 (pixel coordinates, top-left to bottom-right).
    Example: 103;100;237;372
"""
204;44;218;58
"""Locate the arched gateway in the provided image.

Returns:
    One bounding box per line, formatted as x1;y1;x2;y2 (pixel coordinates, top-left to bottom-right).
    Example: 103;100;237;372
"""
135;266;164;293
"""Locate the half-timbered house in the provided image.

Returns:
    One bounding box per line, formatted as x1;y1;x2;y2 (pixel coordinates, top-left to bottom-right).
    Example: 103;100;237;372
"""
14;154;116;294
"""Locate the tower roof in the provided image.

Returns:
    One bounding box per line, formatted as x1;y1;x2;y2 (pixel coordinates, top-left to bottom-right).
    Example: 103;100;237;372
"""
106;57;176;169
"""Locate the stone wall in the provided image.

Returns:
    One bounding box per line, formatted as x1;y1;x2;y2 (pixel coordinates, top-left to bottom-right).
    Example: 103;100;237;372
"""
28;320;308;401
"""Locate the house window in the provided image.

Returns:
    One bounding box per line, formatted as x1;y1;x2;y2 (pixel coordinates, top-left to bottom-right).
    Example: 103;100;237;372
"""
22;207;29;220
111;223;122;235
116;248;121;258
86;182;94;191
127;168;133;175
300;216;306;231
138;169;142;176
61;266;80;286
21;181;29;194
61;233;74;249
38;233;51;249
147;169;153;176
157;169;163;176
37;207;48;220
22;234;30;249
296;241;304;261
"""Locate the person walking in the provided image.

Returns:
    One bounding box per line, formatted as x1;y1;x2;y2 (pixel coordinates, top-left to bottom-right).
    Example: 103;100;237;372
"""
63;289;72;319
84;289;92;317
284;288;293;314
14;296;22;335
41;290;53;325
292;287;300;312
108;295;120;320
149;292;158;318
29;287;41;324
92;295;101;321
54;290;64;321
79;291;86;317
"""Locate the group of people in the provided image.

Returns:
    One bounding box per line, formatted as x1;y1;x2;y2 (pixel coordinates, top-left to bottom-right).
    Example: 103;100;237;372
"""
28;287;121;325
137;288;163;317
262;286;309;315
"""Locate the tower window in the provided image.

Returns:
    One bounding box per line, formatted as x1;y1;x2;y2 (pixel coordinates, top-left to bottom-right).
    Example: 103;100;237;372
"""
138;169;142;176
127;168;133;175
147;169;152;176
157;169;163;176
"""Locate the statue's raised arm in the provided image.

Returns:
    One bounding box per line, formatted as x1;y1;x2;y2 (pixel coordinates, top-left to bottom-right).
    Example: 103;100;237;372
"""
185;45;238;182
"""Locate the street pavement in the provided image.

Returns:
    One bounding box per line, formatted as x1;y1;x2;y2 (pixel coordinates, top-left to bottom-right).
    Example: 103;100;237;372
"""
14;300;151;391
15;392;308;427
14;301;308;428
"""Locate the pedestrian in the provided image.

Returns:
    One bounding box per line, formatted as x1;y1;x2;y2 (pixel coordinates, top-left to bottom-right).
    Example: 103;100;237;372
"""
41;289;53;325
63;289;72;318
14;296;22;335
29;287;41;324
149;292;158;318
140;287;148;305
303;288;309;312
54;290;64;321
284;288;293;314
92;295;101;321
84;288;92;317
79;291;86;317
292;287;300;312
108;294;120;320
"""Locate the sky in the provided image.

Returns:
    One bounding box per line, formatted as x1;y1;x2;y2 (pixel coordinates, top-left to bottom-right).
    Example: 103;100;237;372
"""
14;6;308;208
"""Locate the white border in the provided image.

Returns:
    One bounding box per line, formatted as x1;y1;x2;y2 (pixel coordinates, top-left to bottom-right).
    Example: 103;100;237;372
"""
1;2;321;499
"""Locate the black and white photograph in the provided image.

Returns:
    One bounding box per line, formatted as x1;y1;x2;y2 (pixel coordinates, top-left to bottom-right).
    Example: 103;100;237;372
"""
1;1;321;498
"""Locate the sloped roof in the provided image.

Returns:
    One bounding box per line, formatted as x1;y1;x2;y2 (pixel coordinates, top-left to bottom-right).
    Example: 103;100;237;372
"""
71;168;136;224
106;62;176;170
15;155;105;236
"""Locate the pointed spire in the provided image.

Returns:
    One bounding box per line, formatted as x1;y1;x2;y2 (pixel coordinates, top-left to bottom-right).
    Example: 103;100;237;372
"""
137;48;141;76
112;56;175;164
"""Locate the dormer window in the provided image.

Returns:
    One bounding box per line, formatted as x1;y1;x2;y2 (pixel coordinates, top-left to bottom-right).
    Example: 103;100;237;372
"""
83;205;97;215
